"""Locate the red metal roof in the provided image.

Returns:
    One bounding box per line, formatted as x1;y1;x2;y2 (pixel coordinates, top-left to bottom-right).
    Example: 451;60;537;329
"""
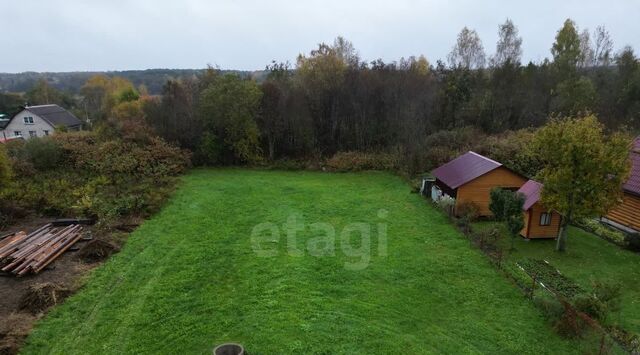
517;180;543;211
623;137;640;196
432;151;502;189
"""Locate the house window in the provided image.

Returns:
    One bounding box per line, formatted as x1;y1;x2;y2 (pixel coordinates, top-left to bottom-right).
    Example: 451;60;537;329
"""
540;212;552;226
43;130;50;136
23;116;34;124
14;131;22;137
29;131;37;138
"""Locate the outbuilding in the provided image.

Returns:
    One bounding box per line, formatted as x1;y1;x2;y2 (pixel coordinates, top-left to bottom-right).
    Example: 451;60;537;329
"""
602;136;640;233
431;151;528;217
518;180;561;239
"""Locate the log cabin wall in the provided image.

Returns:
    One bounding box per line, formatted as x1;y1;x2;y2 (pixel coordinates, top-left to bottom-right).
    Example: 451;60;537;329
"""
606;192;640;232
455;167;528;217
526;203;561;239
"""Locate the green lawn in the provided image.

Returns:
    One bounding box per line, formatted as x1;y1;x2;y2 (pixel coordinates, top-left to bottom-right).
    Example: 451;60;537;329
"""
23;169;579;354
475;222;640;335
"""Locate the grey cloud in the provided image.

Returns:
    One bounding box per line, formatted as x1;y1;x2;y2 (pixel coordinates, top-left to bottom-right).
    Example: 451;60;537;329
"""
1;0;638;72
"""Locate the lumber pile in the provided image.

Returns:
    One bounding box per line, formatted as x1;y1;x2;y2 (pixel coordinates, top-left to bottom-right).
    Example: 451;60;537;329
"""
0;223;83;276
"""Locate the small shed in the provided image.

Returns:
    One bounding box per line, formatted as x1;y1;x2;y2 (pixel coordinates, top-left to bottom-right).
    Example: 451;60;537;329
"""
518;180;561;239
432;151;528;217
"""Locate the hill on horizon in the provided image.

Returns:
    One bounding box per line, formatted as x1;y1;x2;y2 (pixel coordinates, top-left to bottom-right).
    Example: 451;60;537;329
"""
0;68;267;95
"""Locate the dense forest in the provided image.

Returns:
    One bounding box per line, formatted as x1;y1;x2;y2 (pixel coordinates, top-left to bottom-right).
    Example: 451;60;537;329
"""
2;18;639;176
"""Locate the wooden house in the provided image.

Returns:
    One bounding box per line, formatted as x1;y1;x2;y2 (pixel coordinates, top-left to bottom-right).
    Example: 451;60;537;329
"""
431;151;528;217
518;180;561;239
602;137;640;233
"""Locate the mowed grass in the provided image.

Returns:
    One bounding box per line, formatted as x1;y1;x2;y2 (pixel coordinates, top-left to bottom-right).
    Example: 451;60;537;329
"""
476;222;640;335
23;169;578;354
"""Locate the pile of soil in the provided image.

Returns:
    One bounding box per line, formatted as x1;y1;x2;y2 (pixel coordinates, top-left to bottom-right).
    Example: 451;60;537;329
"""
18;283;71;315
0;314;35;355
77;239;118;263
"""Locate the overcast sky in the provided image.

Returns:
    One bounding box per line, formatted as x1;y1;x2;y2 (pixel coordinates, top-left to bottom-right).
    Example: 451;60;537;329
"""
1;0;639;73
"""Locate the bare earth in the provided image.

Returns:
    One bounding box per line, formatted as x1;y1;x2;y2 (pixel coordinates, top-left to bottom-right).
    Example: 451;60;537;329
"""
0;216;123;354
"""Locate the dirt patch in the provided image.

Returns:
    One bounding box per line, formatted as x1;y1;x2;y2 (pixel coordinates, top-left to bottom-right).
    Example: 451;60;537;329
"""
18;283;72;315
77;239;119;263
0;313;35;355
0;215;133;354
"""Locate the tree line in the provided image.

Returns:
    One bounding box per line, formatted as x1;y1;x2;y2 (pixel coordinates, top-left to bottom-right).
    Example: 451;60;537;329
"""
145;18;639;167
2;18;639;174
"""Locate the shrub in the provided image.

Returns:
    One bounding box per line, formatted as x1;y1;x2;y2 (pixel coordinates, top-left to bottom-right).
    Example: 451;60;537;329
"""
0;144;12;186
52;131;98;169
268;158;310;171
195;132;222;165
326;151;398;172
577;218;627;246
435;195;455;216
456;201;479;222
592;280;622;318
480;129;542;178
555;304;589;338
609;326;640;354
4;131;190;225
91;137;190;178
533;292;565;322
23;138;64;171
573;294;607;321
418;127;487;172
626;233;640;252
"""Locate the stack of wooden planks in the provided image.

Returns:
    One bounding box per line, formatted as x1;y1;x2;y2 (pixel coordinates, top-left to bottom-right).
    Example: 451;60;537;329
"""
0;223;83;276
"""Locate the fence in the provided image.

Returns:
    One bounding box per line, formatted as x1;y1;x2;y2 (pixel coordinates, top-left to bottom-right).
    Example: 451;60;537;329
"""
428;197;637;354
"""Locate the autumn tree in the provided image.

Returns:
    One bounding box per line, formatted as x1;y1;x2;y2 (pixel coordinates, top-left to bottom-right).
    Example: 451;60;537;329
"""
0;92;23;116
484;19;526;131
448;27;486;69
593;26;614;67
551;19;597;115
614;47;640;126
259;62;293;160
146;78;202;152
26;79;74;107
492;19;522;67
80;75;140;122
578;29;594;68
533;115;631;252
551;19;583;79
198;74;263;164
296;37;354;153
80;75;111;122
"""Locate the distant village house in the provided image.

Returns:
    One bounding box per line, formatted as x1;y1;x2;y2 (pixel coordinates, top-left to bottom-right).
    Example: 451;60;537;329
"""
0;104;82;140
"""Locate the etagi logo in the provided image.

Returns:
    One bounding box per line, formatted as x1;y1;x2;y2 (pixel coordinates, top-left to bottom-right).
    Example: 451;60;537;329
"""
250;210;389;270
